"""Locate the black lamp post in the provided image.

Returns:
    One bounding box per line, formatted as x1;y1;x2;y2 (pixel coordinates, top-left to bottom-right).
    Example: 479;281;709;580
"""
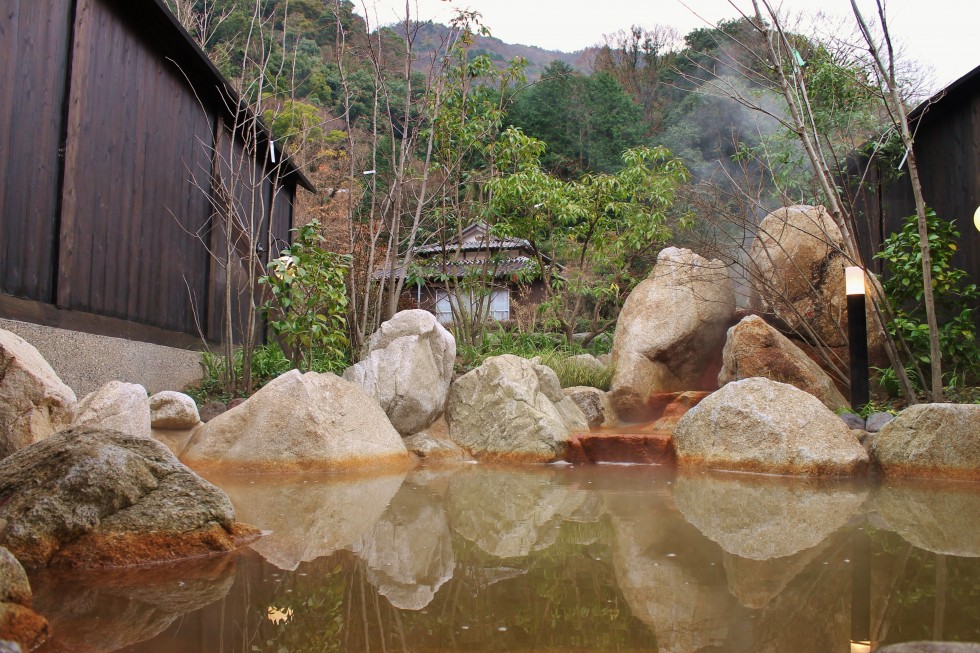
846;266;869;411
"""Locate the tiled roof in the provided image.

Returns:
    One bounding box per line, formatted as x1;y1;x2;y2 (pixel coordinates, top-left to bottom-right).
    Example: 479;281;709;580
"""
412;237;532;255
373;256;540;281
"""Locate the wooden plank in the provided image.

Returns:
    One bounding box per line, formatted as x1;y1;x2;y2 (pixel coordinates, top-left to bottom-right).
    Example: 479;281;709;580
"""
0;0;72;301
57;0;98;310
205;120;228;343
128;39;151;325
175;97;215;340
968;96;980;285
86;0;113;316
0;2;21;292
116;20;139;321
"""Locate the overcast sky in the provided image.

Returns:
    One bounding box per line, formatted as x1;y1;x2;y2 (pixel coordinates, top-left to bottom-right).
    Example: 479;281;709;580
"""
355;0;979;94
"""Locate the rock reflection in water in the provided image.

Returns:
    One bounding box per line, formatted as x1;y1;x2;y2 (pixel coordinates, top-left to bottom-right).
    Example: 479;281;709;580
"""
673;471;869;559
351;473;456;610
31;554;236;653
448;466;602;558
874;481;980;557
722;542;832;609
605;487;749;653
747;530;854;653
667;471;865;652
26;466;980;653
212;471;406;570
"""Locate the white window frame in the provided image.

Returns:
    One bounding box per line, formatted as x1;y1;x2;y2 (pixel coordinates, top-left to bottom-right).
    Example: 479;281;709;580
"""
433;287;510;324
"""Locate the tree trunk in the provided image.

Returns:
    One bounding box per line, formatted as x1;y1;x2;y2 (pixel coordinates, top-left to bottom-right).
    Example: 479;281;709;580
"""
751;0;919;403
850;0;944;401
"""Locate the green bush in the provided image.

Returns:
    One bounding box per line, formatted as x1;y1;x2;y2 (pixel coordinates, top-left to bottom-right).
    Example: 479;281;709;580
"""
187;337;352;405
259;220;351;373
538;352;614;391
455;329;613;390
187;341;291;404
457;330;571;371
875;208;979;391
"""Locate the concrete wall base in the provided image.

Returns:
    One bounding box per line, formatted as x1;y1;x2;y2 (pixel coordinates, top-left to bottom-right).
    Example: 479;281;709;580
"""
0;319;203;397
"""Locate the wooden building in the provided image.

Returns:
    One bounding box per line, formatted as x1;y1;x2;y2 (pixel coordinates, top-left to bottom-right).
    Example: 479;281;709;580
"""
0;0;314;349
850;64;980;289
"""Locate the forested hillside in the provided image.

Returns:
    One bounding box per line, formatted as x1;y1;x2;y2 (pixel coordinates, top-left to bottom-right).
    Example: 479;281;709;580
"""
162;0;894;341
165;1;881;194
163;0;977;408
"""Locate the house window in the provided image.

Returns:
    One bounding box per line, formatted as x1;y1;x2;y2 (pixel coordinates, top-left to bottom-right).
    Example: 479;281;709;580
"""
489;288;510;321
433;288;510;324
433;291;453;324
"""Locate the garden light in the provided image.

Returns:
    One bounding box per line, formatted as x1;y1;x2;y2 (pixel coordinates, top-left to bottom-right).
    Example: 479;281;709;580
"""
845;266;865;295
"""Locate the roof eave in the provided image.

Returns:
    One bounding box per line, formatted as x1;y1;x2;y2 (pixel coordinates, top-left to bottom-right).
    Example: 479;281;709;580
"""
136;0;315;193
907;62;980;124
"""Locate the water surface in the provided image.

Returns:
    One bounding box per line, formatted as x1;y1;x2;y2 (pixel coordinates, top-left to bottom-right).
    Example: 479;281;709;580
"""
31;464;980;652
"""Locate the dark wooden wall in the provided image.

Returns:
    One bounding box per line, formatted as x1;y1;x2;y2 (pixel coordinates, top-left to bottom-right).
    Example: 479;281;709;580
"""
0;0;73;303
0;0;306;346
848;69;980;295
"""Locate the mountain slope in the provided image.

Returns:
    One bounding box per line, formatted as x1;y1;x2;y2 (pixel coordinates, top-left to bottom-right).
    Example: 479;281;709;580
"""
396;21;589;80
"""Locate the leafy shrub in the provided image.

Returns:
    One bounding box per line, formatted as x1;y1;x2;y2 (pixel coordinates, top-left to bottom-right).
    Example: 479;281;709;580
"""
259;220;351;373
455;328;613;390
457;330;573;371
538;352;614;391
187;341;292;404
875;209;979;390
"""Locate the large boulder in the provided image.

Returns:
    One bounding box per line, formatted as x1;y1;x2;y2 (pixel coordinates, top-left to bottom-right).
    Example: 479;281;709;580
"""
673;377;868;476
149;391;202;456
872;404;980;481
609;247;734;421
149;391;200;430
72;380;151;439
718;315;849;411
749;205;847;346
749;205;885;365
446;355;587;462
0;547;48;651
344;310;455;436
181;369;411;472
0;426;256;569
0;329;76;459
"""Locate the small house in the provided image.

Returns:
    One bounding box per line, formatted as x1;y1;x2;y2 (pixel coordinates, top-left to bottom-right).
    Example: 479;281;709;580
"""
392;223;553;324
